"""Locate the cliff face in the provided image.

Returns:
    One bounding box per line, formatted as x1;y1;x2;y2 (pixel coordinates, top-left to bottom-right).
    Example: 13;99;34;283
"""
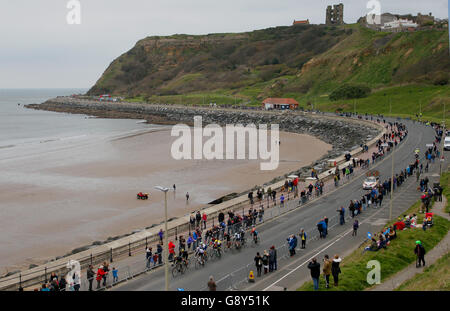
87;25;352;97
88;24;449;100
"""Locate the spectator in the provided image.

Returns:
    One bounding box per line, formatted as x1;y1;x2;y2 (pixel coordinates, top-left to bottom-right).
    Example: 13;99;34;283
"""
331;255;342;287
307;258;321;290
112;267;118;283
414;240;426;267
254;252;263;277
87;265;95;291
262;250;269;274
322;255;332;289
299;229;307;249
352;220;359;236
208;276;217;291
269;246;277;272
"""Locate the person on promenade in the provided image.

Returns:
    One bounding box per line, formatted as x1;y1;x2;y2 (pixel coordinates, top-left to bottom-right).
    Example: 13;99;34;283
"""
87;265;95;291
307;258;320;291
158;229;163;245
196;211;201;227
262;250;269;274
146;247;153;268
96;265;105;289
202;212;207;230
208;276;217;291
299;229;307;249
322;255;332;289
186;192;190;203
254;252;263;277
157;243;163;265
280;194;285;207
102;262;109;287
331;255;342;286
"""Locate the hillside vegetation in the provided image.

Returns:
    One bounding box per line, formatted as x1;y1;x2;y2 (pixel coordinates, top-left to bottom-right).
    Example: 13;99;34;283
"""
88;23;450;122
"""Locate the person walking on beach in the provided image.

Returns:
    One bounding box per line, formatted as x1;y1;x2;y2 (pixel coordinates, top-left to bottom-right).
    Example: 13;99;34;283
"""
307;258;321;291
186;192;190;203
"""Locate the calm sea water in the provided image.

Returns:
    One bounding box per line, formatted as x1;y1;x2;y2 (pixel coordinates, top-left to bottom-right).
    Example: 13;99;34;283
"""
0;89;152;156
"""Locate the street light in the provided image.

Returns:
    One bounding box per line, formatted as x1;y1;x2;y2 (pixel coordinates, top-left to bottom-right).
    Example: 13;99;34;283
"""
155;186;169;291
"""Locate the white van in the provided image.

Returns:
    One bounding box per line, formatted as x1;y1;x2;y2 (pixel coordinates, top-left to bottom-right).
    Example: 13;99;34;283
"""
444;137;450;151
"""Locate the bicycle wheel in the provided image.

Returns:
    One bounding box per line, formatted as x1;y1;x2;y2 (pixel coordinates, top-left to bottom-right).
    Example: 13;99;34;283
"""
172;266;179;278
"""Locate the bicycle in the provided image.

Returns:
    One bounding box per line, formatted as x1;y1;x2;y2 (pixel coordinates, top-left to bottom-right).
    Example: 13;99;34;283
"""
194;253;207;269
171;261;186;278
250;235;260;247
209;247;222;260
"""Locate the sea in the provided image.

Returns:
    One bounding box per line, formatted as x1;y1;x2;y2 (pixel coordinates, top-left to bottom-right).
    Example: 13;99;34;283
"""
0;89;152;159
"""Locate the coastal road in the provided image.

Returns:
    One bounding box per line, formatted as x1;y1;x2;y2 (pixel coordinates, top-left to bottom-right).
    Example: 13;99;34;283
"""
112;118;439;291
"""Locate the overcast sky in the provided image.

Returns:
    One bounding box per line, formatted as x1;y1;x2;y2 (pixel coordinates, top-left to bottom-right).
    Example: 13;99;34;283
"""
0;0;448;89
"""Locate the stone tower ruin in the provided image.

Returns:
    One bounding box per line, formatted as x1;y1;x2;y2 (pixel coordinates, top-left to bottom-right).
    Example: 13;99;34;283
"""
326;3;344;25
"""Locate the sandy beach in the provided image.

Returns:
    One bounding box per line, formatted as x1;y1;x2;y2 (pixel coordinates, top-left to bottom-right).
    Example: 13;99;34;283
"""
0;126;331;273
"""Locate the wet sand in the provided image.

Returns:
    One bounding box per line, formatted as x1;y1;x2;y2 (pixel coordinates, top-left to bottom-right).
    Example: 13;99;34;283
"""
0;127;331;273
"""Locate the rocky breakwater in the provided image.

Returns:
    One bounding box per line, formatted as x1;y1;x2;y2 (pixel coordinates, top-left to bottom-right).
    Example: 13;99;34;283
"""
27;97;381;178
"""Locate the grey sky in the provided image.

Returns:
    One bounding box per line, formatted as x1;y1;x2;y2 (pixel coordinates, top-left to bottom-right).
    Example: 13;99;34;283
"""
0;0;447;89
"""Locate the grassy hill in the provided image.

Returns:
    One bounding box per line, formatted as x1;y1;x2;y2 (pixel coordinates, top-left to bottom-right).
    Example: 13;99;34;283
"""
88;23;450;122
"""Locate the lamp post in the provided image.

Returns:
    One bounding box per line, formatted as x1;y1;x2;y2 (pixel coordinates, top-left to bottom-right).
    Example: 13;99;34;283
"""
155;186;169;291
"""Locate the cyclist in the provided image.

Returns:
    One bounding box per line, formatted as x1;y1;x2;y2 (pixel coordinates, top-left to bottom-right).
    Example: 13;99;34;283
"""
174;253;184;272
213;239;222;256
224;232;232;249
180;248;189;266
239;227;246;245
195;244;206;265
251;227;259;244
234;231;241;249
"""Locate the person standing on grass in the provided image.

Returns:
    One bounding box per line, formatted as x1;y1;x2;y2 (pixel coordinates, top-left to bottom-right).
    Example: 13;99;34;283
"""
414;240;426;267
254;252;263;277
322;255;332;289
352;219;359;236
307;258;321;291
331;255;342;286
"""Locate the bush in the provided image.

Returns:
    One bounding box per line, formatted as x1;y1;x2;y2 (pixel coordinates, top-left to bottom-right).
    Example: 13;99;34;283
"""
329;84;371;101
433;72;449;85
